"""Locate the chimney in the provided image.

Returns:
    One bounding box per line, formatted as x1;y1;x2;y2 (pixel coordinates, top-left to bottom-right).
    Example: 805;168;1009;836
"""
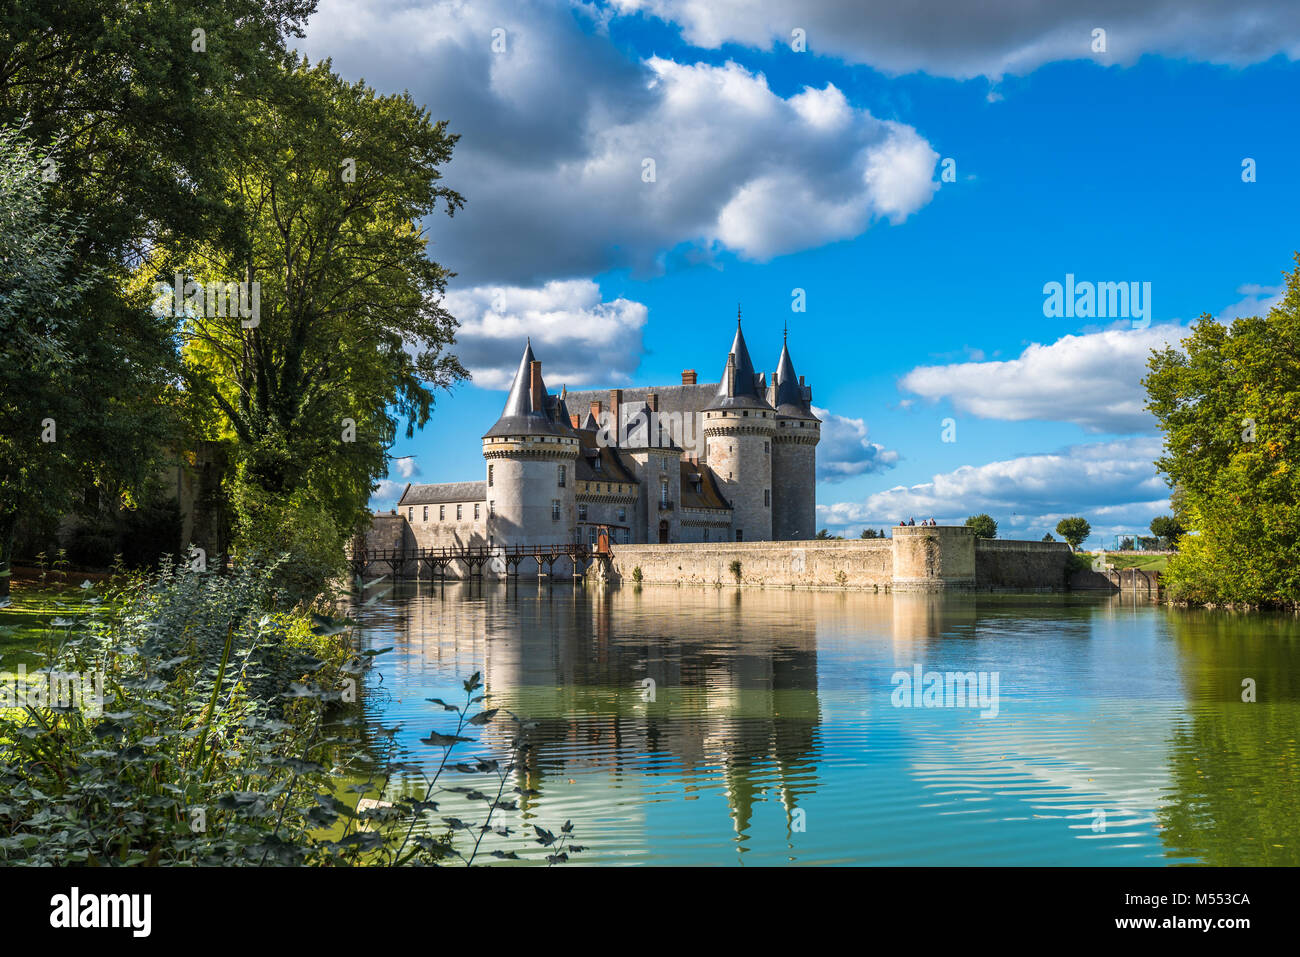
724;353;736;396
681;369;697;385
570;413;581;429
647;392;659;413
799;375;805;386
609;389;622;440
529;361;545;412
590;401;602;422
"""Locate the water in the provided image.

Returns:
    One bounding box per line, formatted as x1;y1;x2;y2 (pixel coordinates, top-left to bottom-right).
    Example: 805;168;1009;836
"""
350;582;1300;866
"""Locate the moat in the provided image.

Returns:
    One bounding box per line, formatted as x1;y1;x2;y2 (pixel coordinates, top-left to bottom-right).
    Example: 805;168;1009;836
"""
351;582;1300;866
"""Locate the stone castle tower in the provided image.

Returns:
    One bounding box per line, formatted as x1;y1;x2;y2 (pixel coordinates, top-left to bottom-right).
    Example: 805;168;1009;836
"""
768;328;820;540
481;341;580;547
704;317;777;542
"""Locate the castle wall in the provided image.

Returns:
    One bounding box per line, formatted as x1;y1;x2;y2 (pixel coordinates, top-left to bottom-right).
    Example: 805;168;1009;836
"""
405;499;489;550
677;507;732;543
608;532;1074;591
609;539;894;588
974;538;1074;590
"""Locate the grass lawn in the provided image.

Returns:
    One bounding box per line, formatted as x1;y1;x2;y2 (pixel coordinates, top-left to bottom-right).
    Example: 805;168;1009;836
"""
1095;553;1170;573
0;581;118;671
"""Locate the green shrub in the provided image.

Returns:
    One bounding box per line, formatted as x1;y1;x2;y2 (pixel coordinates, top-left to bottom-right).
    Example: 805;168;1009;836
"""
0;564;580;865
631;566;642;583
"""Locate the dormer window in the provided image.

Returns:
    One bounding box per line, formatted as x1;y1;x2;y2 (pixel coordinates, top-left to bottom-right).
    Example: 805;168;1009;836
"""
593;457;602;472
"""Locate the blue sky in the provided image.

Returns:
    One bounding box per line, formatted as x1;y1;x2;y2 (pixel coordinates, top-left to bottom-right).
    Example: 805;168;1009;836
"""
300;0;1300;547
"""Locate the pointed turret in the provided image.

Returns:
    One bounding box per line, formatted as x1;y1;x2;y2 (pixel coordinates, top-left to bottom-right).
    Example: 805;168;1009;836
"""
773;331;815;418
483;341;565;437
706;311;773;412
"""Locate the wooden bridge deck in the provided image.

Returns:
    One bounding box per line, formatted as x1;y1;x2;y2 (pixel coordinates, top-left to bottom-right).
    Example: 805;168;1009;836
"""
350;542;606;580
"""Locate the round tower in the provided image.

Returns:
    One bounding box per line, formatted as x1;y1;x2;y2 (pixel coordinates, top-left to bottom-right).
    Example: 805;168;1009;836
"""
482;342;579;552
703;314;775;542
770;330;820;541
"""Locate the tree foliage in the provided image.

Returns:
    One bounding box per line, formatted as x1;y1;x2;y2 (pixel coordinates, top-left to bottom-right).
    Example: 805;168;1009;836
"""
1055;517;1091;550
164;58;467;585
1145;255;1300;606
964;514;997;539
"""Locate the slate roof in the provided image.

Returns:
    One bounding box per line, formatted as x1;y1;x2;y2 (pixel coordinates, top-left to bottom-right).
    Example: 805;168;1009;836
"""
705;319;775;412
398;481;487;505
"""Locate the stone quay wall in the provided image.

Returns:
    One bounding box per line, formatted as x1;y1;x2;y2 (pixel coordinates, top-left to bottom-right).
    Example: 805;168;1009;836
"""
608;527;1076;591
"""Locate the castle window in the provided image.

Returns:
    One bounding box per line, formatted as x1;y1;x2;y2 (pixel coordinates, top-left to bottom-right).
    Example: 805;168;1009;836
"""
743;410;748;417
558;465;566;487
456;504;462;520
552;500;561;521
764;489;770;507
578;504;587;520
764;441;770;454
474;503;480;520
660;480;669;505
593;457;602;471
488;464;494;487
489;501;495;516
736;529;744;542
618;507;626;522
423;506;428;522
439;505;445;521
407;507;413;521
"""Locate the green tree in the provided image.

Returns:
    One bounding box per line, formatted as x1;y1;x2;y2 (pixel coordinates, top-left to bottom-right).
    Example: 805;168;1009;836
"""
167;58;466;591
1041;532;1056;542
1150;515;1185;549
1055;517;1091;551
1145;255;1300;606
0;126;178;598
0;1;316;594
964;514;997;539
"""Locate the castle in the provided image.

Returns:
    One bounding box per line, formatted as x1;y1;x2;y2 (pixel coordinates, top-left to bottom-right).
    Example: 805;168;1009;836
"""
378;314;821;558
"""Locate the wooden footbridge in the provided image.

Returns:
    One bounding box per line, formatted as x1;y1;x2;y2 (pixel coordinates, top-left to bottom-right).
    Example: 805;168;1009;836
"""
350;541;608;582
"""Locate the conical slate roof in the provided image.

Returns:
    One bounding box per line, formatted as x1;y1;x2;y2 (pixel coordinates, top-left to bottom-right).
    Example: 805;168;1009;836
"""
483;341;567;438
773;333;815;418
706;316;774;411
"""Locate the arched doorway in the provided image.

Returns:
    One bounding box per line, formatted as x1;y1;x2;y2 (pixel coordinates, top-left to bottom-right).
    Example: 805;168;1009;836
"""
658;520;669;544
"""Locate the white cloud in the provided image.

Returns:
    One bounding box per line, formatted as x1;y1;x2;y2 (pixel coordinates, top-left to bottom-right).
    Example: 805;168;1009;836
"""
899;324;1185;433
817;436;1169;544
610;0;1300;80
370;479;408;511
1217;282;1285;322
302;1;939;286
446;279;648;388
812;405;900;481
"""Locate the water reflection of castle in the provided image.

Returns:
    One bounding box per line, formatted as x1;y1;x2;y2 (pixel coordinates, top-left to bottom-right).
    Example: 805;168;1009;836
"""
415;584;827;839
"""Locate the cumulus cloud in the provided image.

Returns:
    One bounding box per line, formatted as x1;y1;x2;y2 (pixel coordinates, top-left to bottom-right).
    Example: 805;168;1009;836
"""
817;436;1168;543
370;479;408;511
610;0;1300;80
302;0;939;286
446;280;648;389
1217;282;1285;322
899;324;1186;433
812;405;899;481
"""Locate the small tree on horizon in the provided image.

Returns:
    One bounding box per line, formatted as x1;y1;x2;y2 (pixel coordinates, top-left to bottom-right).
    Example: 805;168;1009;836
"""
1041;532;1056;542
1056;517;1091;551
965;514;998;539
1149;515;1184;550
